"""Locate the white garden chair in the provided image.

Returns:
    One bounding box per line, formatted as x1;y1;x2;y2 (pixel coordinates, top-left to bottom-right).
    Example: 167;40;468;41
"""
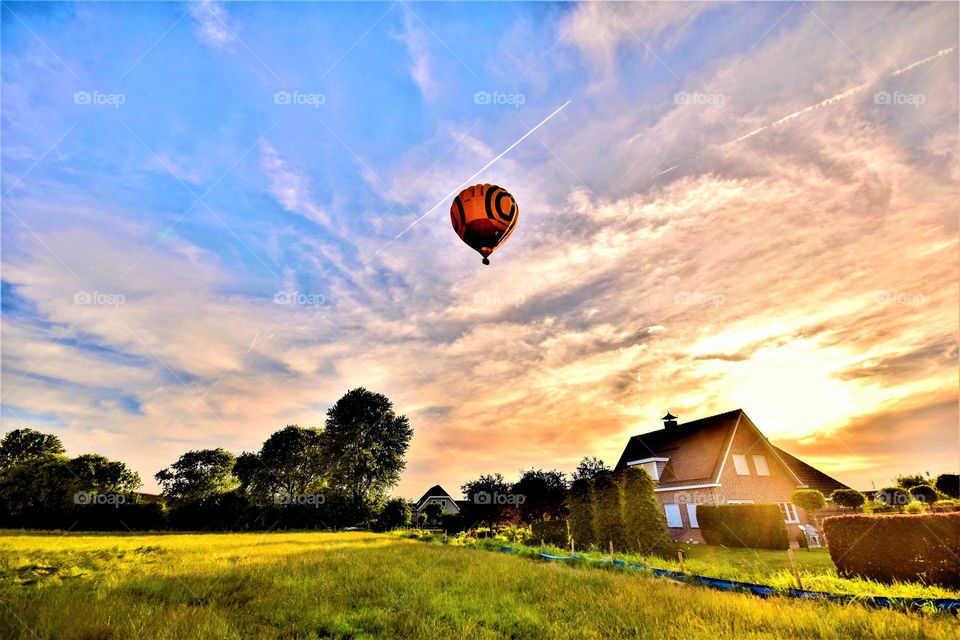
798;524;822;548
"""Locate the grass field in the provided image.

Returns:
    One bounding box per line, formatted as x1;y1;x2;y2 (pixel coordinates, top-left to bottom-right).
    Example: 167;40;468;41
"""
1;531;956;640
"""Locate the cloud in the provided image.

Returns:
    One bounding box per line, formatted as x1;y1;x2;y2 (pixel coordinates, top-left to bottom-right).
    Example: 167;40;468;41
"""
397;8;440;101
188;1;238;51
258;140;329;226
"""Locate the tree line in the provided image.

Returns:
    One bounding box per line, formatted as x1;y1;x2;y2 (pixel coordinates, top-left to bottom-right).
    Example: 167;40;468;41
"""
0;388;413;531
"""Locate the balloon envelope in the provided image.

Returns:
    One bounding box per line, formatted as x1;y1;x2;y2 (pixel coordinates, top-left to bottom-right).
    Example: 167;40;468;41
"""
449;184;519;264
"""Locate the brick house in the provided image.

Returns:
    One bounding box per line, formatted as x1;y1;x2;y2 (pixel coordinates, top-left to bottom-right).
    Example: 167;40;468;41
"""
614;409;849;543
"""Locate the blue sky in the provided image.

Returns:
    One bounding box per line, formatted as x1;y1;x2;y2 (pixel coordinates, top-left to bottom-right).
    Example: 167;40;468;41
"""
2;1;958;497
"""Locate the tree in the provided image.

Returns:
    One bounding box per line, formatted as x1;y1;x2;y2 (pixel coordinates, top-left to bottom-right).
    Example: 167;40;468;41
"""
0;428;65;470
68;454;141;495
791;489;826;520
511;468;567;523
894;473;928;489
155;449;237;502
592;470;627;551
461;473;512;525
572;457;610;482
620;467;669;555
875;486;911;510
909;484;938;504
322;388;413;517
258;426;326;501
422;502;443;527
935;474;959;499
566;477;594;549
376;497;411;531
830;488;865;509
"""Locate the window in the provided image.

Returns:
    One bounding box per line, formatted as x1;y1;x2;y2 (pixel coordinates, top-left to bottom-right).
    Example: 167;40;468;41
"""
779;503;800;523
664;504;683;528
686;504;699;528
752;454;770;476
732;454;750;475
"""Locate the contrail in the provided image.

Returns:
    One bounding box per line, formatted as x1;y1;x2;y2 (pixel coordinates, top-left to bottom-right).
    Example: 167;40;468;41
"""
373;99;572;257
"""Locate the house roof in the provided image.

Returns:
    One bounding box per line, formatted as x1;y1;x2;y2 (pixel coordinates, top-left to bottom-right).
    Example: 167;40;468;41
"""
415;484;454;508
614;409;744;487
771;446;851;495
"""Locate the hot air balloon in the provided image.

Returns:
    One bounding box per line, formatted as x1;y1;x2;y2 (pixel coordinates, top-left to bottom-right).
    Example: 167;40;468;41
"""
449;184;518;265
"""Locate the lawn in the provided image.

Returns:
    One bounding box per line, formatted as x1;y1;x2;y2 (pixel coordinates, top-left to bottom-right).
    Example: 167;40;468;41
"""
0;530;956;640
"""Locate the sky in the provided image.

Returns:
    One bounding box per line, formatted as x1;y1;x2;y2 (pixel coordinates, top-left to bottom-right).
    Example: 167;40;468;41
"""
2;1;958;499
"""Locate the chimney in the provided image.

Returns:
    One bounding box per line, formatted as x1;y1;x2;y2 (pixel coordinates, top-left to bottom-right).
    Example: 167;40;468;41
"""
662;412;678;429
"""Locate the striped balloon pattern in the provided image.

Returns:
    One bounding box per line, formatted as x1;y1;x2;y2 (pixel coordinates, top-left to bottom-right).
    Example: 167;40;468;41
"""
449;184;519;265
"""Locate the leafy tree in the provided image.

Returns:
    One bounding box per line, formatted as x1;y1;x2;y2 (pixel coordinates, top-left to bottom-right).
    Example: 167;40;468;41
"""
620;467;669;555
894;473;928;489
935;473;959;498
155;448;237;502
68;454;141;495
909;484;938;504
422;502;443;526
376;497;411;531
830;488;866;509
592;470;627;551
566;477;594;549
511;468;567;523
258;426;326;501
322;388;413;516
572;457;610;482
461;473;511;525
231;451;264;494
875;486;911;509
791;489;826;518
0;428;65;470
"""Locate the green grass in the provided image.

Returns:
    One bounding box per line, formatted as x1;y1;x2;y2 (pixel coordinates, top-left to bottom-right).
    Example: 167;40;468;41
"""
0;530;956;639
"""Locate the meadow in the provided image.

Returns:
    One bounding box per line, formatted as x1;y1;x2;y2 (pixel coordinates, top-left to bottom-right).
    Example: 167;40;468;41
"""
1;531;957;639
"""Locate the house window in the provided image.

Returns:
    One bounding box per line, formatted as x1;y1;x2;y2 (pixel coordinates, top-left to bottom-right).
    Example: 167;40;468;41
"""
732;454;750;475
664;504;683;528
752;454;770;476
779;503;800;523
686;504;699;528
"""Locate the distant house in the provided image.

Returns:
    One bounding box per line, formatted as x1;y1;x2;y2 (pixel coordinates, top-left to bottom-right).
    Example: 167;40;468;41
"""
614;409;850;543
413;485;461;526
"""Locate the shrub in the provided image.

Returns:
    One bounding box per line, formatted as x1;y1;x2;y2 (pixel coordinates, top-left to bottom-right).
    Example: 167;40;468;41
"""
791;489;826;515
934;474;959;499
830;489;866;510
591;471;627;551
531;520;568;547
698;504;789;550
874;486;911;509
620;467;669;555
908;484;938;504
823;512;960;588
566;478;594;549
375;497;411;531
903;501;927;514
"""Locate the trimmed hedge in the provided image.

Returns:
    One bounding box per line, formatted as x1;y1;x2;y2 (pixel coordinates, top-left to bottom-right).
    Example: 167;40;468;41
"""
620;467;670;555
697;504;789;550
823;512;960;588
592;472;627;551
531;519;568;547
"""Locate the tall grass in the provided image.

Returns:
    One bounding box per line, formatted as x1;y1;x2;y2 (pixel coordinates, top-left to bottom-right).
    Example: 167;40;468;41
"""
0;530;955;639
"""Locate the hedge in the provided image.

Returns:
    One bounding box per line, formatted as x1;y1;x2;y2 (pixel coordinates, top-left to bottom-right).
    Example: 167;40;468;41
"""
531;519;568;547
620;467;670;555
697;503;789;550
566;478;595;549
823;512;960;588
592;472;627;551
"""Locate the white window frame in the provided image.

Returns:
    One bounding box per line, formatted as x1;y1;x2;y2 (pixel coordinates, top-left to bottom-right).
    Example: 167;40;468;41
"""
732;454;750;475
727;499;755;504
664;504;683;528
626;457;669;482
686;503;699;528
779;502;800;523
752;454;770;476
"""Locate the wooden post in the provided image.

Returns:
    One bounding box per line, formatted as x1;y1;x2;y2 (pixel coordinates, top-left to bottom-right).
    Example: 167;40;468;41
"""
570;538;575;555
540;538;545;548
609;540;615;564
787;548;804;590
678;549;685;574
